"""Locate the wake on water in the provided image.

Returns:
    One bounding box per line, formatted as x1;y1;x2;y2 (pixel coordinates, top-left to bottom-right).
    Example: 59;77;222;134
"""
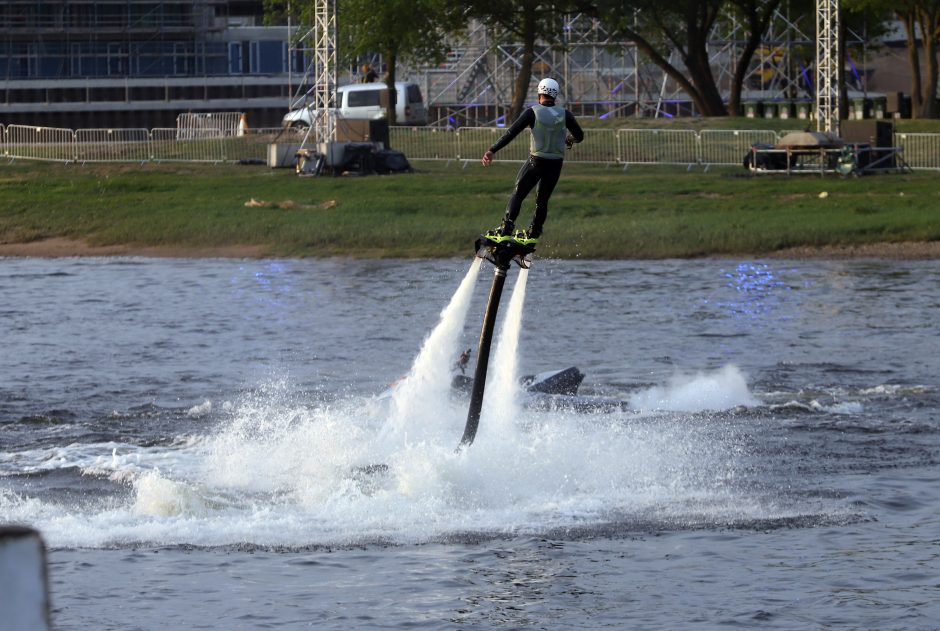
1;259;829;549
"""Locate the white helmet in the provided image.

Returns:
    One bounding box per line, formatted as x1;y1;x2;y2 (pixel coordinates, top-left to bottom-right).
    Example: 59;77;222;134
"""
537;78;560;99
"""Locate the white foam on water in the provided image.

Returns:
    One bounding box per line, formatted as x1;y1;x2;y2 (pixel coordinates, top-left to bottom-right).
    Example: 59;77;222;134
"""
387;258;482;438
4;366;821;550
811;400;864;415
629;365;759;412
0;273;831;549
186;400;213;418
481;266;529;436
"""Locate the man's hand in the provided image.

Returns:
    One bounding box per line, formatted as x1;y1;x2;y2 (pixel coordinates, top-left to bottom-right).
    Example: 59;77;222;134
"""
565;135;575;149
481;150;494;166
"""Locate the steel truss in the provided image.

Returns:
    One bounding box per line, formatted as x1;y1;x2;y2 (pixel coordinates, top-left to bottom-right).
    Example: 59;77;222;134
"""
288;0;336;149
815;0;840;135
397;10;832;126
286;4;858;128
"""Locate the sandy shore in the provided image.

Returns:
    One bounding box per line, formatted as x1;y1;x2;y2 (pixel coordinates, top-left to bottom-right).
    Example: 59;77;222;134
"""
1;237;939;260
762;241;940;260
0;238;266;259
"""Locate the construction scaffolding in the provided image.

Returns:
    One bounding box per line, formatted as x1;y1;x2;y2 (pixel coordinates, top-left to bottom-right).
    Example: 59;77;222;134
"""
380;10;861;127
815;0;841;135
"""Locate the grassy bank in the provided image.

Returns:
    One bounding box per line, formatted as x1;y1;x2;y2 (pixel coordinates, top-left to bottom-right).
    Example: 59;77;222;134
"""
1;161;938;258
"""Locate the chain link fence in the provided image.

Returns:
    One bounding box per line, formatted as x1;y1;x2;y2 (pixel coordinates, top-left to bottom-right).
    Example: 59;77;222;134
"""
2;124;939;170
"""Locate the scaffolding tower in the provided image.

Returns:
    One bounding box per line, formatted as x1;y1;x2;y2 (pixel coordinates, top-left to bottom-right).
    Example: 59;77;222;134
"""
308;0;337;149
290;6;857;128
400;11;828;126
815;0;840;135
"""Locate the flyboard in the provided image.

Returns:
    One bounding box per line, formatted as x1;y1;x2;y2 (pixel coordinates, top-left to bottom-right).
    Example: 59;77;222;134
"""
458;229;537;448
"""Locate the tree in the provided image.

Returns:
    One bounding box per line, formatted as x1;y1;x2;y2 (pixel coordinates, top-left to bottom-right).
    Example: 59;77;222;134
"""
591;0;788;116
726;0;786;115
590;0;727;116
340;0;460;124
847;0;939;118
457;1;570;123
895;1;940;117
265;0;459;124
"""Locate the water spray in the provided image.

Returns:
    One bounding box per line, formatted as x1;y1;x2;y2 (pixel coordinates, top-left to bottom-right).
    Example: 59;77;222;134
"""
459;233;536;448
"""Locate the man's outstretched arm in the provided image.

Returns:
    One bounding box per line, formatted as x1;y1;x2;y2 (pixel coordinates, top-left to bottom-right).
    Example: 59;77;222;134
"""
482;108;535;166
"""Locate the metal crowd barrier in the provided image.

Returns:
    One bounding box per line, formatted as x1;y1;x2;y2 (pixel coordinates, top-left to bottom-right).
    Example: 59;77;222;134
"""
222;127;287;162
2;124;939;170
569;128;620;164
699;129;777;167
617;129;699;166
75;128;150;163
176;112;244;137
895;133;940;170
456;127;530;162
150;128;225;162
389;127;458;162
5;125;75;162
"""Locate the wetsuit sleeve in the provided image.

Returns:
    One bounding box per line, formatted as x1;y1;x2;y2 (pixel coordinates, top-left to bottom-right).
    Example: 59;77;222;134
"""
488;108;535;153
565;110;584;144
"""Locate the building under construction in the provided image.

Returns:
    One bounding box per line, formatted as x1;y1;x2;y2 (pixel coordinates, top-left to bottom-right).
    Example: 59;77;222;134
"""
0;0;298;128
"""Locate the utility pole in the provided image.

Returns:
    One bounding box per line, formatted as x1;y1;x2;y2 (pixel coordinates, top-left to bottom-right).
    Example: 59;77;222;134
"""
815;0;840;136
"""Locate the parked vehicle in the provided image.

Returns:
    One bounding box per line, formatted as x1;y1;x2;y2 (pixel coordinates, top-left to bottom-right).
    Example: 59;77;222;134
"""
282;81;428;130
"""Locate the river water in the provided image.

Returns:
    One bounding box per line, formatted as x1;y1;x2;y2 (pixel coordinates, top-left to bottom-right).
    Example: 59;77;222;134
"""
1;256;938;629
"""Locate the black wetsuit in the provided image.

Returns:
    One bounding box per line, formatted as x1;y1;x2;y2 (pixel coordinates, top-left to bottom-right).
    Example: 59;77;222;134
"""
489;106;584;235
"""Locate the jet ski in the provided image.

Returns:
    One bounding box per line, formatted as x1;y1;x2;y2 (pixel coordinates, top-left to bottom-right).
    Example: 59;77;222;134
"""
452;366;629;413
380;354;627;413
451;366;584;396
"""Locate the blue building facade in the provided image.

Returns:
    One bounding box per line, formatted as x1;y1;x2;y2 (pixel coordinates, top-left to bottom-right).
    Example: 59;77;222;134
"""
0;1;302;127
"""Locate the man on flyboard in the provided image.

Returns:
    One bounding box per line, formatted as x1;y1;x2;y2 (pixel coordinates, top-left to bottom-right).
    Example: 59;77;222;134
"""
481;78;584;244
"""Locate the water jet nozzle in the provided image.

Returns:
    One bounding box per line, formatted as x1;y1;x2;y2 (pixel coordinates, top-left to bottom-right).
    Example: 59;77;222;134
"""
474;232;536;270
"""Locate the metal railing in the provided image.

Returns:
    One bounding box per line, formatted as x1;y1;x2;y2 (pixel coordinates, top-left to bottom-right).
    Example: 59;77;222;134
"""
150;128;226;162
1;125;292;163
75;128;151;162
617;129;699;166
895;133;940;170
5;125;75;162
389;127;458;162
2;124;939;170
699;129;778;167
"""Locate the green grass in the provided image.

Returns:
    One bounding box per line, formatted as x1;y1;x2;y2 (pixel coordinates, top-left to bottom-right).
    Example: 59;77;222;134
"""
1;161;938;258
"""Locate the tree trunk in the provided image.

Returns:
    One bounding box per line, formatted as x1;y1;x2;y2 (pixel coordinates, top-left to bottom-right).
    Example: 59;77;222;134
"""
922;12;939;118
727;0;782;116
682;4;726;116
685;36;726;115
838;9;849;122
902;12;925;117
728;36;761;115
508;5;537;124
385;49;398;126
621;27;721;116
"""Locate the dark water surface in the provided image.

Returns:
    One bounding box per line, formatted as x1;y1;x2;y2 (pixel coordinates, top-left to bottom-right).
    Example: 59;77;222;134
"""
1;257;938;629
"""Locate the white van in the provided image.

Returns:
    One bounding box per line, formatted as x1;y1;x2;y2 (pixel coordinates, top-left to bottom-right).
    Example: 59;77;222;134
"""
282;81;428;129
